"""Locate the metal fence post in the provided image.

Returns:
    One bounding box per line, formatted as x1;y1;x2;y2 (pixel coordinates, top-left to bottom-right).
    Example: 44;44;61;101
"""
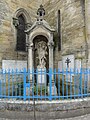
49;68;52;101
80;68;82;97
0;80;1;96
23;68;26;101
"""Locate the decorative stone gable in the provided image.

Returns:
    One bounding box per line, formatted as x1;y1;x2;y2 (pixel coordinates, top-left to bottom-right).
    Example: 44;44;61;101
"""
25;5;55;70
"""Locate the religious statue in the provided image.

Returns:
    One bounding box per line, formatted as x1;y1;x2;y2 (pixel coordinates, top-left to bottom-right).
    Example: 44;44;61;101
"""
36;41;47;69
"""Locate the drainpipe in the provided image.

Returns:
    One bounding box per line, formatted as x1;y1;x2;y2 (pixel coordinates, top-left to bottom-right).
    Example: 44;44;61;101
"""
80;0;88;68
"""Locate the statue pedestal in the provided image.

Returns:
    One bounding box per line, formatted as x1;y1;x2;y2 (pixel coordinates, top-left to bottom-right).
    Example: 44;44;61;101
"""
37;68;47;85
48;82;57;96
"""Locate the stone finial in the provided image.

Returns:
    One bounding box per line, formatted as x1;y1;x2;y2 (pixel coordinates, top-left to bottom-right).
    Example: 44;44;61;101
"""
37;5;45;21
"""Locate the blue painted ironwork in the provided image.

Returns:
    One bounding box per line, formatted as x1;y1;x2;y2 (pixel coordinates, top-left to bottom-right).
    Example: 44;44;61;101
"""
0;68;90;101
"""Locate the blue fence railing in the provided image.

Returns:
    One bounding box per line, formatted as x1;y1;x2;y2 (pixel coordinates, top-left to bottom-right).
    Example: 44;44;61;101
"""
0;68;90;101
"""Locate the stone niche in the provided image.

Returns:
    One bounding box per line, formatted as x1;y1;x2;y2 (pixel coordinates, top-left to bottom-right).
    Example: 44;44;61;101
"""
25;21;55;72
25;14;55;85
33;35;49;70
25;5;57;95
33;36;49;85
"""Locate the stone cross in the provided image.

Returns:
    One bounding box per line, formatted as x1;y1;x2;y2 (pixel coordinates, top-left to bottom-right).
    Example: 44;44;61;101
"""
65;58;71;68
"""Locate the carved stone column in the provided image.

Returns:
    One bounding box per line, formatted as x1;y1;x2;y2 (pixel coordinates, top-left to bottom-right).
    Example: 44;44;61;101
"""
28;43;33;80
48;41;54;70
48;42;57;95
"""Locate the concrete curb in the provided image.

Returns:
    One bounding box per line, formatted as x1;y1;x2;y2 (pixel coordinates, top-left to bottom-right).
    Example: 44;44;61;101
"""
0;98;90;119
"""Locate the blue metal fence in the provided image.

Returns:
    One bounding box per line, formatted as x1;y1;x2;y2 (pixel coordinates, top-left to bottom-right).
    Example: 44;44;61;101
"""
0;68;90;101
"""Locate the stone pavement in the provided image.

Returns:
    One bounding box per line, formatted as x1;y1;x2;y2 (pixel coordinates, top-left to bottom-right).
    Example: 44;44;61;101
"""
62;114;90;120
0;98;90;120
0;112;90;120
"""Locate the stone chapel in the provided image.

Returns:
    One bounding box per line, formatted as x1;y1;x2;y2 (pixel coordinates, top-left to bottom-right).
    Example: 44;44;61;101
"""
0;0;90;70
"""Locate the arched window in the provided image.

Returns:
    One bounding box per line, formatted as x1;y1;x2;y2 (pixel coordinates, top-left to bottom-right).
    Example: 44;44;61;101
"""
16;14;26;51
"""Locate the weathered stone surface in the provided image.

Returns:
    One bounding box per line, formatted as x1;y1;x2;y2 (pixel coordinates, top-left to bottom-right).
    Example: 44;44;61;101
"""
0;0;89;68
0;98;90;119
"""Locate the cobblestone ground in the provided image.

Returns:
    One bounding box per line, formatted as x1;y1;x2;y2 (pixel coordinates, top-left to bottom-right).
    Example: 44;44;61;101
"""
0;113;90;120
61;114;90;120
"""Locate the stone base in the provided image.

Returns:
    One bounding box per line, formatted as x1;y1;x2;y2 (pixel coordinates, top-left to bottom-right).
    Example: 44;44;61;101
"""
48;83;57;96
64;74;74;82
26;86;33;96
37;69;47;85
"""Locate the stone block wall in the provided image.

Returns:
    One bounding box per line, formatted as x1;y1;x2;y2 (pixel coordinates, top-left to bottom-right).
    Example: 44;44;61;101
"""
86;0;90;67
44;0;87;68
0;0;43;68
0;0;89;69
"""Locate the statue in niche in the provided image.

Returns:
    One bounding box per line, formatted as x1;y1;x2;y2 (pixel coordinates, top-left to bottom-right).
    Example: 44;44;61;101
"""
36;41;48;69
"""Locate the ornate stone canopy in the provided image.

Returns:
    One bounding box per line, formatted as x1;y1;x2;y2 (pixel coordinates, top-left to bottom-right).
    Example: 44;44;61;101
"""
25;5;55;70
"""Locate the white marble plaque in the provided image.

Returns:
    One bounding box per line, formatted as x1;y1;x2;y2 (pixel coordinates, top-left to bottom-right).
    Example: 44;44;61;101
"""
75;59;81;72
2;60;27;72
65;74;73;82
62;54;74;71
58;61;62;71
48;83;57;96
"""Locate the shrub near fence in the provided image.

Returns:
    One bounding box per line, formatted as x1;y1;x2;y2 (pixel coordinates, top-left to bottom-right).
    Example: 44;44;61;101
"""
0;68;90;100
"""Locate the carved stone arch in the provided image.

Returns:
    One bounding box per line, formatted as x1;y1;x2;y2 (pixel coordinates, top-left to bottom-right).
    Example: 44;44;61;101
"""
33;35;49;70
30;32;50;44
14;8;31;24
13;8;31;52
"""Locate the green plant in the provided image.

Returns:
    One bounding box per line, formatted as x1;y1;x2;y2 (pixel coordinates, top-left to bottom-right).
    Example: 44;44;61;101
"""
33;85;48;95
17;81;23;96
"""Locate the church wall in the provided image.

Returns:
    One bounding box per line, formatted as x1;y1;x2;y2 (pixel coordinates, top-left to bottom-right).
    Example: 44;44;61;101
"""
86;0;90;66
0;0;44;68
0;0;89;69
44;0;87;68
